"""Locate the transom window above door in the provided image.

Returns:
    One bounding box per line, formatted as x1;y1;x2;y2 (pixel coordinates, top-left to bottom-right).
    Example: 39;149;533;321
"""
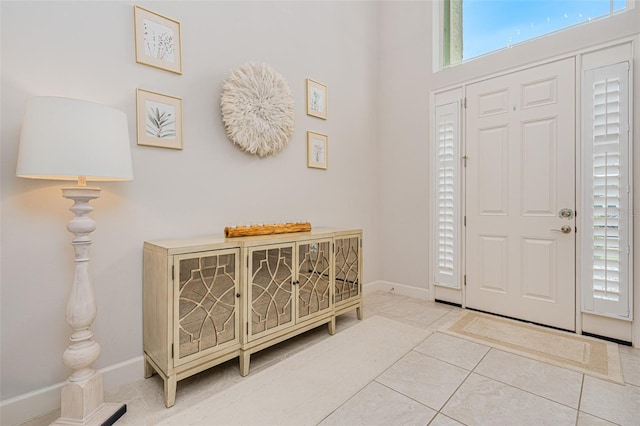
442;0;628;66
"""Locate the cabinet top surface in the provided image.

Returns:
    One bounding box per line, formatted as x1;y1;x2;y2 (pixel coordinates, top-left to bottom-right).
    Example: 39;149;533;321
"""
144;227;362;252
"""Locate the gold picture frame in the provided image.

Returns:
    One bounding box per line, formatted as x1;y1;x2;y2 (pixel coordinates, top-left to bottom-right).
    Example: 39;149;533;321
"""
306;79;327;119
134;5;182;74
307;131;328;169
136;89;183;150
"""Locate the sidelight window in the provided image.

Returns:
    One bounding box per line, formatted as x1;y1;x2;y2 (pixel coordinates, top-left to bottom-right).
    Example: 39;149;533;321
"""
582;61;632;319
433;101;461;288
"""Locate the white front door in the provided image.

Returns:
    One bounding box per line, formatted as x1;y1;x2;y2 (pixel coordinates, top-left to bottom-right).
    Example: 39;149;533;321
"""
465;58;576;330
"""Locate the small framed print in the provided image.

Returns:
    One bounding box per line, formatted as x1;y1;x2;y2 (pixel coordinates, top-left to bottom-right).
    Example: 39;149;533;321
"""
306;79;327;119
134;5;182;74
307;131;328;169
136;89;183;149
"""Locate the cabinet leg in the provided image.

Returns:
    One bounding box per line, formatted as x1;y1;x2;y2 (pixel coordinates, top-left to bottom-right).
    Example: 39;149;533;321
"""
356;304;363;320
164;375;177;408
240;351;251;377
328;317;336;335
143;357;155;379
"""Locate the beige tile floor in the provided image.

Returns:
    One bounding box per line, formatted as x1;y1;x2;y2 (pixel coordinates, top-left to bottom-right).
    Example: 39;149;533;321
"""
25;291;640;426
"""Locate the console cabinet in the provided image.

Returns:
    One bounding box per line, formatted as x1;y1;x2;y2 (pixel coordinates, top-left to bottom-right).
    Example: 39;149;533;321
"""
143;228;362;407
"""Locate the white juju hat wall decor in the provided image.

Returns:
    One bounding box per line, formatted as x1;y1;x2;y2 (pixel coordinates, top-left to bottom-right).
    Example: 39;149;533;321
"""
221;63;295;157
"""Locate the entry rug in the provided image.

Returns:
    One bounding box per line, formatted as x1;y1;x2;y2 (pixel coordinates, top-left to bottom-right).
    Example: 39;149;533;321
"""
159;316;430;426
442;311;624;384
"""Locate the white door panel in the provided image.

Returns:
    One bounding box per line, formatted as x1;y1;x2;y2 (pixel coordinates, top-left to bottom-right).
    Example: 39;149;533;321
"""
466;58;576;330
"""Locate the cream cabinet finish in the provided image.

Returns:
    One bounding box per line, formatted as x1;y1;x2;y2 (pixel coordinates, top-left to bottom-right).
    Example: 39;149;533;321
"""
143;228;362;407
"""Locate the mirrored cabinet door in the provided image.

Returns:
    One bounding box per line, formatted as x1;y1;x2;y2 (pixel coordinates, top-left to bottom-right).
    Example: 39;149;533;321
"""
249;244;294;339
174;249;240;365
334;236;361;305
297;240;332;321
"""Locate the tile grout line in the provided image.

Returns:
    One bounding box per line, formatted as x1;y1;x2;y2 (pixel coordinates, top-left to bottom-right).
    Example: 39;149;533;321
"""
467;349;583;412
430;412;470;426
368;330;465;416
575;374;585;426
315;310;461;425
313;314;439;425
469;368;582;412
372;380;439;415
373;309;481;424
574;375;624;425
431;346;494;423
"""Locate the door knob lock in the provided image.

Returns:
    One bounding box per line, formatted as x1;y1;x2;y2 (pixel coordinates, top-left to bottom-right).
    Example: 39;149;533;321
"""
551;225;572;234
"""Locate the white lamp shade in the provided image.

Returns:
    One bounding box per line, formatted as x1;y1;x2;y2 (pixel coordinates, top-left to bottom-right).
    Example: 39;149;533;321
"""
16;96;134;181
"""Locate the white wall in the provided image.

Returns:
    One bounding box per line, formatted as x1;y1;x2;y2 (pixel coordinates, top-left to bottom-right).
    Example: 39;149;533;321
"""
0;0;380;408
377;1;432;291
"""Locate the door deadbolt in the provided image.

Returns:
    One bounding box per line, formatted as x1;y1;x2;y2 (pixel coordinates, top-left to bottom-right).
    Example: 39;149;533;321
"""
558;208;574;219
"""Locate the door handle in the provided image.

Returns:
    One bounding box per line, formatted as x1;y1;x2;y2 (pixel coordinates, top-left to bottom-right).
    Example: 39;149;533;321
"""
551;225;572;234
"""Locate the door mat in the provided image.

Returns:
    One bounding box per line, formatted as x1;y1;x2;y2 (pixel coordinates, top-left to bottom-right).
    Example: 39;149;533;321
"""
442;311;624;384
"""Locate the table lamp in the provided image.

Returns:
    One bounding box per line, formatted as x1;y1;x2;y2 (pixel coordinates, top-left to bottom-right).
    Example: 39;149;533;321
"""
16;96;133;425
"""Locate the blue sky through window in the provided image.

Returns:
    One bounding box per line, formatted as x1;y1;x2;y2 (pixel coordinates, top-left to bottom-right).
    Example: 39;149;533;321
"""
462;0;626;60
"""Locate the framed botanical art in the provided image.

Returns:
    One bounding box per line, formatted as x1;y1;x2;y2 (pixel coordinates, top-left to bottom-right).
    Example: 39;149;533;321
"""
134;5;182;74
306;79;327;119
307;131;328;169
136;89;183;149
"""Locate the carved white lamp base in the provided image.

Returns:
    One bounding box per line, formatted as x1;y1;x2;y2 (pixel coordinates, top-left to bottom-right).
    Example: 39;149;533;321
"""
52;187;126;426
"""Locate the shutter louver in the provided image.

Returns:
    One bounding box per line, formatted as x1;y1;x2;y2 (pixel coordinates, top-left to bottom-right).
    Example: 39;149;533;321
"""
434;102;459;288
582;62;631;319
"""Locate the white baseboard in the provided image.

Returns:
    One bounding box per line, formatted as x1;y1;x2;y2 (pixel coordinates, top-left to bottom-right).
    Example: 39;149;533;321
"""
364;280;430;300
0;356;144;426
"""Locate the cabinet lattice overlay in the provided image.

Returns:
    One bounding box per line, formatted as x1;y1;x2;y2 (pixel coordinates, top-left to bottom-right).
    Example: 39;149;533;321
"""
298;241;331;319
143;228;362;408
334;237;360;303
177;253;238;359
250;246;294;336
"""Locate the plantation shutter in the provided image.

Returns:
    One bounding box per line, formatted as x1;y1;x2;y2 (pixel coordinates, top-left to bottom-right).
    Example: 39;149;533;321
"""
582;62;632;319
434;101;460;288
